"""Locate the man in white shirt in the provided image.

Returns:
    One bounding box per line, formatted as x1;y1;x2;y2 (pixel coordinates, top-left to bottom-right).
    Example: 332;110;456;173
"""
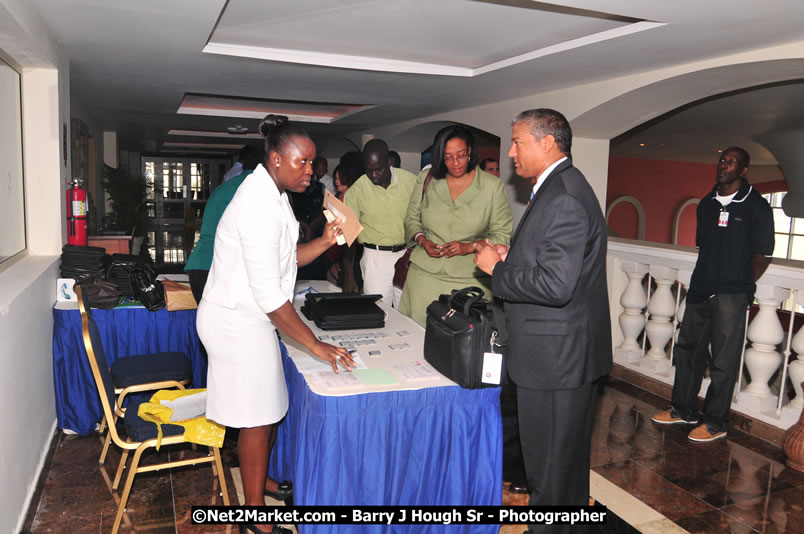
313;156;337;196
480;158;500;177
222;145;257;183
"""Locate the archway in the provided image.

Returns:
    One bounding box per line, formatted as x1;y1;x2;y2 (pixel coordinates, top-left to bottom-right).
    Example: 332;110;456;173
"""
672;198;699;247
573;59;804;243
606;195;646;240
387;120;501;175
572;59;804;140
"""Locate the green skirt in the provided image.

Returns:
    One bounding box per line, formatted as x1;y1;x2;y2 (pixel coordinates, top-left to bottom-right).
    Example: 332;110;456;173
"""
398;263;493;326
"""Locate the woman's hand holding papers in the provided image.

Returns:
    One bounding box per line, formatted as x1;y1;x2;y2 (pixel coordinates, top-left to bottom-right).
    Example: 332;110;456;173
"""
297;219;344;267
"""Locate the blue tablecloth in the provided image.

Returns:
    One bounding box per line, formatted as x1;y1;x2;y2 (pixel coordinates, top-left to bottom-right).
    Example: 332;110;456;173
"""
270;342;502;534
52;306;206;434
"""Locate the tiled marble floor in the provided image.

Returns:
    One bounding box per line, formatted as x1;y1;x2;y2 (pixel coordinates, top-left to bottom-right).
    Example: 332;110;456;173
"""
591;379;804;533
23;377;804;533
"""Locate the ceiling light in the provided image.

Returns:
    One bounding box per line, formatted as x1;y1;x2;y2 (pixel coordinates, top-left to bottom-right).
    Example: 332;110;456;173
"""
227;125;249;134
639;143;645;147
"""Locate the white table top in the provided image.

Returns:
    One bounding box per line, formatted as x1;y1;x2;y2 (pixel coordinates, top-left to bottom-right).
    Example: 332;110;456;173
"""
281;280;456;396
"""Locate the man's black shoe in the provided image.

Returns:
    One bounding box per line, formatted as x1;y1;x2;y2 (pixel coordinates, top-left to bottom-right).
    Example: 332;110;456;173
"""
508;482;529;494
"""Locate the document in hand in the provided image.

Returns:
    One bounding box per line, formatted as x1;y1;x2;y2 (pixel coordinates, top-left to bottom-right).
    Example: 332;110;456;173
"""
323;190;363;246
160;390;207;422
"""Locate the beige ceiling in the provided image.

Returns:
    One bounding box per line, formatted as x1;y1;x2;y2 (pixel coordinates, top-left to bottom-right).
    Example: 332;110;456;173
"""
29;0;804;163
207;0;639;73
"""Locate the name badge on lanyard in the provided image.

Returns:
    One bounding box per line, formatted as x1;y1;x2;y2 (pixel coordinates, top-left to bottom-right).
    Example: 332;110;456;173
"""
718;210;729;227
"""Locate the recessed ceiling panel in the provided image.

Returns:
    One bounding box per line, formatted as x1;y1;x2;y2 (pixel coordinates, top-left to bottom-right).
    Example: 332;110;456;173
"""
177;94;374;123
206;0;653;75
167;128;263;139
162;141;245;149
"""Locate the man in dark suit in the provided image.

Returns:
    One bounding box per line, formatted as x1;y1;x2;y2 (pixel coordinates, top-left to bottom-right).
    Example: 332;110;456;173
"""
476;108;612;533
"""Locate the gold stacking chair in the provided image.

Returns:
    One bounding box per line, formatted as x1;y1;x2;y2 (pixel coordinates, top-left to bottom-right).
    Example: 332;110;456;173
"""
88;296;192;467
77;286;230;533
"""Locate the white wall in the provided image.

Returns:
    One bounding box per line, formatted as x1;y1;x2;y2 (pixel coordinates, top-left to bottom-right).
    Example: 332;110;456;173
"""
0;258;61;529
396;151;421;174
0;0;70;532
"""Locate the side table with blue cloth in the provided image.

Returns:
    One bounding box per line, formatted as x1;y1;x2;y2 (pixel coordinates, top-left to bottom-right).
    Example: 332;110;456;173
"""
52;304;207;435
270;342;502;534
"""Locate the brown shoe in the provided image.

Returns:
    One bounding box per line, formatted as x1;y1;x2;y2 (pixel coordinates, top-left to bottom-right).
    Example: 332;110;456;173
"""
651;408;699;425
688;424;727;442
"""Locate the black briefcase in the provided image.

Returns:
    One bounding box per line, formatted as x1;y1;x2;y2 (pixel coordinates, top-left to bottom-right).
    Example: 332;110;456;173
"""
424;286;508;389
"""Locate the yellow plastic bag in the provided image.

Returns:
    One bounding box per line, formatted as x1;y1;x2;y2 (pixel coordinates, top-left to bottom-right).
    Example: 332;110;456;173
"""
137;388;225;450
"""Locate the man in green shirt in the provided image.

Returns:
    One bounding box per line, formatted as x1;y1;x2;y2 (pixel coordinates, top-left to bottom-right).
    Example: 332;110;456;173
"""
343;139;417;306
184;146;263;303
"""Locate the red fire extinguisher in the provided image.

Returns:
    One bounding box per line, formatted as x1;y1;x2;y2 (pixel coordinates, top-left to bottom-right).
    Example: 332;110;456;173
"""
67;179;88;246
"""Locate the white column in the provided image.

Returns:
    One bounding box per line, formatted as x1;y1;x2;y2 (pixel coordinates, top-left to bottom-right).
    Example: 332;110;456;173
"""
783;323;804;423
614;261;649;363
736;285;788;412
22;68;65;255
103;131;117;168
642;266;679;371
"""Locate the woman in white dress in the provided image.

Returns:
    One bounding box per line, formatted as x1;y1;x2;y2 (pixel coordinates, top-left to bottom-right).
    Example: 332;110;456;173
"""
197;115;355;534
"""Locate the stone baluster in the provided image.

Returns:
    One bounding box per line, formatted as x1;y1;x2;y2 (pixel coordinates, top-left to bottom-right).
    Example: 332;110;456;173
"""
670;270;692;366
614;262;649;363
736;285;788;413
642;266;679;371
783;318;804;423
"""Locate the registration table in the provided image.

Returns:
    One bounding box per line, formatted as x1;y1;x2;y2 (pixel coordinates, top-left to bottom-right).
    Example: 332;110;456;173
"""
52;301;206;435
270;283;502;533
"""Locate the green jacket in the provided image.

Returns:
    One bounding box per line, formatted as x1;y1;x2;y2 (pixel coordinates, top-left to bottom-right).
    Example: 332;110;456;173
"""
184;170;251;271
404;168;512;277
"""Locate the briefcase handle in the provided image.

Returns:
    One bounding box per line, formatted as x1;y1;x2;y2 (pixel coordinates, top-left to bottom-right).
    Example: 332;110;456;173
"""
447;286;485;316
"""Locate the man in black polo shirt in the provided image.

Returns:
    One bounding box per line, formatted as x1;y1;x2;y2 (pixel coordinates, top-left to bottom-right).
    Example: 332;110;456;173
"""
653;146;774;442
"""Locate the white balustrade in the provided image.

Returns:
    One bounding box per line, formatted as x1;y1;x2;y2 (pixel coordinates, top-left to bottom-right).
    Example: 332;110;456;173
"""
784;319;804;423
613;261;649;363
736;284;788;413
607;238;804;431
787;357;804;410
642;266;678;371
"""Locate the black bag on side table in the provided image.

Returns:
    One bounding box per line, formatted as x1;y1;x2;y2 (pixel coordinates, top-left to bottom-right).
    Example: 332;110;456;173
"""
424;286;508;389
130;265;165;311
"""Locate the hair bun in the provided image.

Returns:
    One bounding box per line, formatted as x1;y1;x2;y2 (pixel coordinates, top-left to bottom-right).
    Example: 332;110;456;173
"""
259;114;289;137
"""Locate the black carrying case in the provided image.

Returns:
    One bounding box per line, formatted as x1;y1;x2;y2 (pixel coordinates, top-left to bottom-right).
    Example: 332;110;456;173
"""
424;286;508;389
301;292;385;330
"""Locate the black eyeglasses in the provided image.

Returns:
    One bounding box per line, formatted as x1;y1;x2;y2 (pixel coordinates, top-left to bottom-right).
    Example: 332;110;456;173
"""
444;151;469;164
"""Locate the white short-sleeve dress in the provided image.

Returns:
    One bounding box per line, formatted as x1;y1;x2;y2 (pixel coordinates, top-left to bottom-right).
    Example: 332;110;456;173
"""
196;164;299;428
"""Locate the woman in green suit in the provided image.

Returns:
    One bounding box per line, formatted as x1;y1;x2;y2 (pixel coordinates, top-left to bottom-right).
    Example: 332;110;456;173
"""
399;124;513;325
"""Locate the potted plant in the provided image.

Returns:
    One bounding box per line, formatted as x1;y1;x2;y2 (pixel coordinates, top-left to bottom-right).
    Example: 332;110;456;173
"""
102;164;152;255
